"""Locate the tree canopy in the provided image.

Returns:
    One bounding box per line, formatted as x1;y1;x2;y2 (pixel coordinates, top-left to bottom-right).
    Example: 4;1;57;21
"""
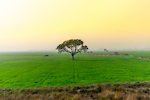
56;39;88;60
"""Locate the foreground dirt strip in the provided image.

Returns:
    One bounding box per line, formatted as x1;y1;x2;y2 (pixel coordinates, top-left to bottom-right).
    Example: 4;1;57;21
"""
1;82;150;100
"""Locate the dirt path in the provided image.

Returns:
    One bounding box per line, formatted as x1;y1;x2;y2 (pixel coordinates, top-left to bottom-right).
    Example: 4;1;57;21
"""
89;54;150;60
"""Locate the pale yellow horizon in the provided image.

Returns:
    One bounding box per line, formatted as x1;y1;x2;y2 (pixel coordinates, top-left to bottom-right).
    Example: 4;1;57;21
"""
0;0;150;52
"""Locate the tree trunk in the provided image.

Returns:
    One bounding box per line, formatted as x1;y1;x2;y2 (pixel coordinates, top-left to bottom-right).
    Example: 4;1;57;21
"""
72;54;74;60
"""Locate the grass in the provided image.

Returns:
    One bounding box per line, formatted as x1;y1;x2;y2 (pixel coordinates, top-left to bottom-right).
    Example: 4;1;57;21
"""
0;51;150;88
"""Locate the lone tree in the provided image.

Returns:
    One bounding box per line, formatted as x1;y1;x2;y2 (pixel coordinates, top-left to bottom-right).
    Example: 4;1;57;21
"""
104;49;108;52
56;39;88;60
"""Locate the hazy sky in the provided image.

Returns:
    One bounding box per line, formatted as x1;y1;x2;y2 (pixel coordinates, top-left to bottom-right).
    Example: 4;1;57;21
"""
0;0;150;52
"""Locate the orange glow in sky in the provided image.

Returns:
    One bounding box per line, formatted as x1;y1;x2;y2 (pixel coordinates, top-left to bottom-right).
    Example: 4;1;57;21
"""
0;0;150;51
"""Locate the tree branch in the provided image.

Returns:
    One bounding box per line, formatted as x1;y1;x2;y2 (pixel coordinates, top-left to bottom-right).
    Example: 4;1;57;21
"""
64;48;72;54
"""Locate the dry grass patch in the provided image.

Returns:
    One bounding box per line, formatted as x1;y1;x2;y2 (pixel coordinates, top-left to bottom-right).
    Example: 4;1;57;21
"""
1;82;150;100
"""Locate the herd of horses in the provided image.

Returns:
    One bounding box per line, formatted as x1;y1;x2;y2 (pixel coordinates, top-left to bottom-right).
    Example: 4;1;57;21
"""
43;52;127;57
44;51;93;56
44;52;150;60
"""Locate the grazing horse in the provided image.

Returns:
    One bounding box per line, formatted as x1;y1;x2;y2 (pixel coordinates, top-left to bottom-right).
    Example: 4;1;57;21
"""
121;54;128;55
114;52;119;55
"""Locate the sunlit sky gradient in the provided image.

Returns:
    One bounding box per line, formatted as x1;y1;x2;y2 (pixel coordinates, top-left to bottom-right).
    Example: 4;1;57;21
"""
0;0;150;52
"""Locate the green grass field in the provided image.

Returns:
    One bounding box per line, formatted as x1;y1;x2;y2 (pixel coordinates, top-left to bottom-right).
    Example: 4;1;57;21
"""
0;51;150;88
